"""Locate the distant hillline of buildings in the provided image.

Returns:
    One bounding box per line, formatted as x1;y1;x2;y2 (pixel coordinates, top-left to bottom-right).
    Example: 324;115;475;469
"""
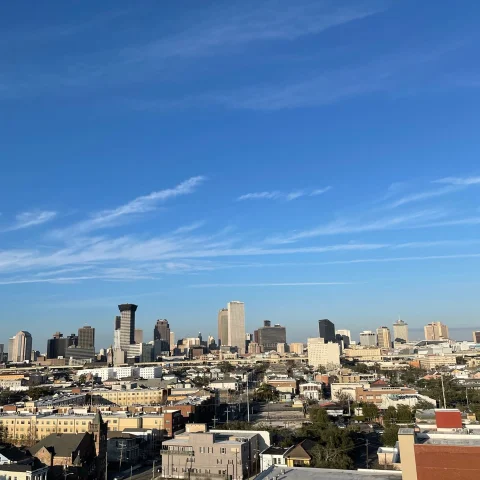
1;301;479;366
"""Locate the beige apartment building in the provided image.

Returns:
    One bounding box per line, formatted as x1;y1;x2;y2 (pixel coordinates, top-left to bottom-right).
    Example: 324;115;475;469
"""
307;338;340;368
161;431;250;479
289;343;304;355
92;388;168;406
355;386;417;406
418;354;458;369
424;322;449;340
343;347;383;361
0;409;182;443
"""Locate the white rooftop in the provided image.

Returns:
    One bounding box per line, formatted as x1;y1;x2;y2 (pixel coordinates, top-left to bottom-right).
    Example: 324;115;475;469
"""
254;466;402;479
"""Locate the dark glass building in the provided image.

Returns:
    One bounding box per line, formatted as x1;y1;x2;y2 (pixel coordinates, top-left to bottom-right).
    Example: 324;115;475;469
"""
254;320;287;351
154;319;171;352
318;319;335;343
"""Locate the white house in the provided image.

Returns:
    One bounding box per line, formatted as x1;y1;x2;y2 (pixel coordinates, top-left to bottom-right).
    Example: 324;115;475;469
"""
260;446;288;471
299;382;323;401
209;376;238;390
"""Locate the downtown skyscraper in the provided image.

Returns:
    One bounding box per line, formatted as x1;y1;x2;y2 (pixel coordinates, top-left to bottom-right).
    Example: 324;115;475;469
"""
318;319;335;343
393;319;408;344
8;331;33;363
154;319;171;352
217;308;228;347
117;304;137;350
227;301;245;354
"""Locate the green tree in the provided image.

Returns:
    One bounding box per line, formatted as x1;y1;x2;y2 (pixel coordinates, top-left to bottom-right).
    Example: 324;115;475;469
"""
78;374;87;384
218;361;235;374
362;403;379;421
307;427;356;469
254;362;268;374
309;406;330;426
352;363;370;374
396;405;413;423
192;376;210;387
27;387;53;401
383;406;397;426
255;383;279;402
400;367;426;387
414;399;437;411
383;425;400;447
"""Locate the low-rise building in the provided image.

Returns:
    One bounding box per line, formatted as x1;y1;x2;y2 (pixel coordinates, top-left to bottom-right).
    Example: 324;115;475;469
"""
0;458;48;480
343;347;383;361
418;355;458;369
355;386;417;407
331;382;370;402
107;432;140;465
299;382;323;401
91;388;168;406
161;431;250;479
259;446;288;471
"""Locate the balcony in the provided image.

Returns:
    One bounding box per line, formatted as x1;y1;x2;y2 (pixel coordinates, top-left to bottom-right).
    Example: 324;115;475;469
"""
161;449;195;456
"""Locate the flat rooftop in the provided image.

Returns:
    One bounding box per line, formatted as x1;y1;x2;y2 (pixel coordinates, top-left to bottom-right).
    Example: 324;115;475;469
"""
254;466;402;479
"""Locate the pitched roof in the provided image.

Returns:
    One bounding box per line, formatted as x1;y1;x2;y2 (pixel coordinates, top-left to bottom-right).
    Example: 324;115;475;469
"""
92;410;104;425
284;439;317;460
0;444;29;462
0;458;46;472
29;433;90;458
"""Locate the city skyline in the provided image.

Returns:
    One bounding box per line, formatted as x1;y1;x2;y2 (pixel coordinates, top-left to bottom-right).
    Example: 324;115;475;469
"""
2;1;480;348
2;302;478;356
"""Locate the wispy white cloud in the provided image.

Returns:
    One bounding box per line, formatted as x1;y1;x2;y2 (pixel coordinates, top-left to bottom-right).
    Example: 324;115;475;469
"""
121;1;386;60
387;185;460;208
268;209;447;244
0;1;386;100
205;39;464;111
238;186;331;201
51;176;206;237
4;211;57;231
434;176;480;186
318;253;480;266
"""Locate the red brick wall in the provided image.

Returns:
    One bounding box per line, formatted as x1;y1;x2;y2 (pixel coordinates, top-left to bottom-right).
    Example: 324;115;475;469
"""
435;410;462;428
415;444;480;480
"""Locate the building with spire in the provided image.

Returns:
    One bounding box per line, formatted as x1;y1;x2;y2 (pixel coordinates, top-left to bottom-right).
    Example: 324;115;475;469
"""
89;410;108;478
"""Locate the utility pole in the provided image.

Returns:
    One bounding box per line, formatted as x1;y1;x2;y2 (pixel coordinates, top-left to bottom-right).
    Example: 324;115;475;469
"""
119;441;126;471
246;372;250;423
441;374;447;409
152;460;155;480
213;416;218;428
365;440;369;469
226;407;232;424
105;450;108;480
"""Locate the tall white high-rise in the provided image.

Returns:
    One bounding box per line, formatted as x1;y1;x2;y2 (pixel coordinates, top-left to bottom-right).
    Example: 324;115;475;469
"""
393;319;409;343
227;301;245;354
9;331;33;363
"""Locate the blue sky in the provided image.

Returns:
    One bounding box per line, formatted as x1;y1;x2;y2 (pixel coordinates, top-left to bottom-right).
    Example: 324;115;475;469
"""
1;0;480;351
